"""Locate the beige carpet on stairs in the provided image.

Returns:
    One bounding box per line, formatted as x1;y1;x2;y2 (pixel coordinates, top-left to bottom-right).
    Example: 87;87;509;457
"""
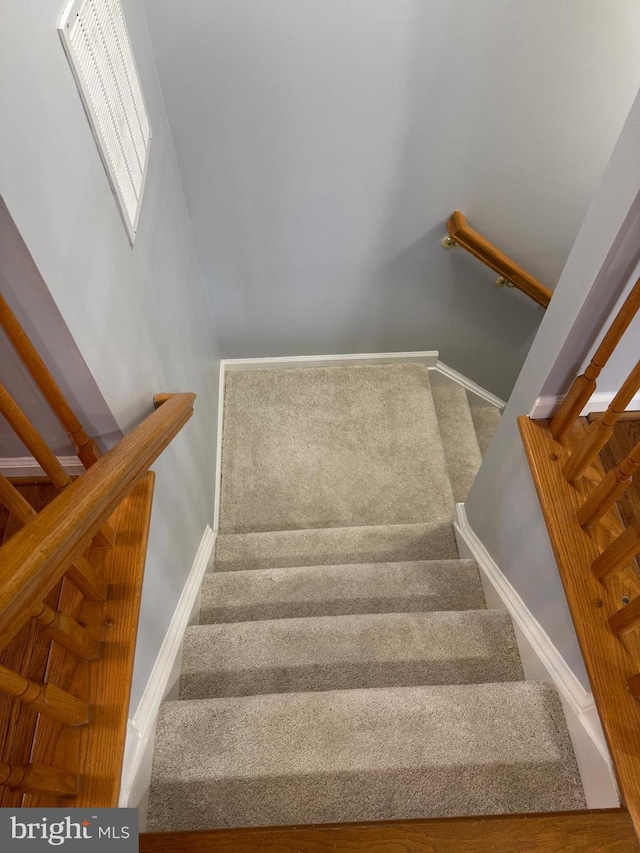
147;361;584;832
219;364;453;533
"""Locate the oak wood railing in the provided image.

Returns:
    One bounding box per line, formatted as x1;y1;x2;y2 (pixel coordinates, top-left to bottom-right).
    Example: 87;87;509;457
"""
0;290;194;806
520;274;640;838
445;211;553;309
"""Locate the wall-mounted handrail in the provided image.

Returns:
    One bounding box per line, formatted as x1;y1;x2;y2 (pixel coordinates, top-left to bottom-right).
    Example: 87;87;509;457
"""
0;293;101;467
445;211;552;309
0;392;194;652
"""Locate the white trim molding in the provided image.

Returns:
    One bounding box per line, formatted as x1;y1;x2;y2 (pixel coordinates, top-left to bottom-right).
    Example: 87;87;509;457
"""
453;503;619;808
119;525;215;808
223;350;440;372
432;361;506;409
530;391;640;419
0;455;85;477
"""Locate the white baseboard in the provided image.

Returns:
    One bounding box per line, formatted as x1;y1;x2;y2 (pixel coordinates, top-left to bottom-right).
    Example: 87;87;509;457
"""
119;525;215;809
530;391;640;419
453;503;619;808
212;360;225;534
223;350;440;371
0;455;85;477
431;361;505;409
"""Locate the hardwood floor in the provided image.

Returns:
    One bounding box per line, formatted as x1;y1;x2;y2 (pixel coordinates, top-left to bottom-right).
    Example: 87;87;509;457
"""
140;810;639;852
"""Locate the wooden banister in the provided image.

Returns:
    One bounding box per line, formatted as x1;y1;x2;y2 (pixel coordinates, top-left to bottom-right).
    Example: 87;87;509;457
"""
577;437;640;527
550;276;640;440
593;523;640;581
0;761;78;798
0;473;107;602
0;293;101;467
0;664;88;726
610;595;640;636
0;381;71;489
445;211;552;309
564;360;640;481
0;392;194;652
30;600;99;660
518;414;640;838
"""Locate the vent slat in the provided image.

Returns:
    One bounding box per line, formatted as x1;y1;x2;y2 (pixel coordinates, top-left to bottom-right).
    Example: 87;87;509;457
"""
59;0;151;241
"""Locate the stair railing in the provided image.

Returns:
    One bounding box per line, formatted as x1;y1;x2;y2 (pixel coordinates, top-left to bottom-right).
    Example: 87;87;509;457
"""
519;274;640;837
0;290;195;806
443;211;553;309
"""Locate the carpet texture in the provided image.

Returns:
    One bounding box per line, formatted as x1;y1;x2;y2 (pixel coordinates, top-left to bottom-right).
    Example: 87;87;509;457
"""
147;363;585;831
219;364;453;533
148;683;584;831
432;384;483;503
180;610;523;699
214;522;458;572
200;559;485;624
471;405;502;456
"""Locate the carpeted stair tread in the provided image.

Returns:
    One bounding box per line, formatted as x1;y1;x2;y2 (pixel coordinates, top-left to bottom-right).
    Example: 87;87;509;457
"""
219;364;454;533
431;384;483;503
180;610;523;699
471;405;502;457
147;681;585;831
214;522;458;573
200;559;484;623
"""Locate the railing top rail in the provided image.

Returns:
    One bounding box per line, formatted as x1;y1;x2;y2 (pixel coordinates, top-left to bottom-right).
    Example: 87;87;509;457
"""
445;210;552;309
0;392;195;651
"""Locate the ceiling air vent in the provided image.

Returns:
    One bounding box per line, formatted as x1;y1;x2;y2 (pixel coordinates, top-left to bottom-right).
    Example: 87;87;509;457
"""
58;0;151;243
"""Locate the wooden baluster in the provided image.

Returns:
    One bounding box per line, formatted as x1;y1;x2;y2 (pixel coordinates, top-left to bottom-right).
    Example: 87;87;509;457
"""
0;760;78;797
550;276;640;441
592;523;640;580
31;600;99;660
0;664;88;726
0;384;114;548
577;437;640;527
564;359;640;481
0;380;71;489
0;292;101;467
609;595;640;636
0;474;107;602
629;673;640;700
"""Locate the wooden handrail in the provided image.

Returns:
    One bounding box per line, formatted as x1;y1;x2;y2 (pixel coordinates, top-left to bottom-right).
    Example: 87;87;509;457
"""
0;292;101;467
0;473;107;602
445;211;552;309
550;276;640;440
0;392;195;652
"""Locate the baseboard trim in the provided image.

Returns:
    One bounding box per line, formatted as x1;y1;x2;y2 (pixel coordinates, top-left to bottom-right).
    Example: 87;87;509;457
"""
0;455;85;477
432;362;506;410
212;360;225;534
223;351;440;371
453;504;618;808
530;391;640;419
119;525;215;808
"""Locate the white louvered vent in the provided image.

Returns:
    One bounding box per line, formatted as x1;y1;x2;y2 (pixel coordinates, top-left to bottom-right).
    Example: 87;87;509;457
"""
59;0;151;243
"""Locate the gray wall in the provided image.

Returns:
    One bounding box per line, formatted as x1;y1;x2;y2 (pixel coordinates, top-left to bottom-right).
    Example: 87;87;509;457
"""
0;199;121;458
0;0;220;711
466;90;640;689
143;0;640;399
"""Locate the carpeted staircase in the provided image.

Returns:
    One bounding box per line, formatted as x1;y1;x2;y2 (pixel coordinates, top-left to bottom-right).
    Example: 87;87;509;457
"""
147;363;584;831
